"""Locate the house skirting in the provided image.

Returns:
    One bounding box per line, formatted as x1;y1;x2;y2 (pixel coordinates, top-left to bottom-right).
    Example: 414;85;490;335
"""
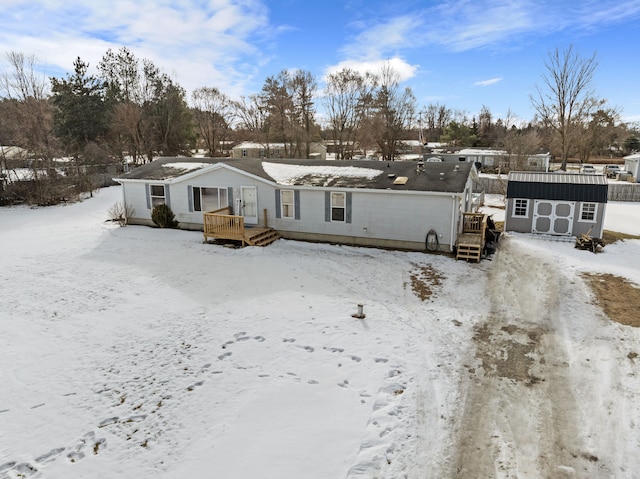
126;218;450;252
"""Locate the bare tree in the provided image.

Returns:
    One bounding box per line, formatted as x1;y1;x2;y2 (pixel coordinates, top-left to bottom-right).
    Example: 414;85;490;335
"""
531;45;598;170
232;94;269;150
259;69;318;158
191;87;233;156
0;52;55;163
323;68;375;159
365;64;416;161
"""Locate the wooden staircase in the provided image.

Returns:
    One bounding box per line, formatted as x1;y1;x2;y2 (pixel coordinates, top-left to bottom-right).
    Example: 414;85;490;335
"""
244;227;281;246
455;213;487;262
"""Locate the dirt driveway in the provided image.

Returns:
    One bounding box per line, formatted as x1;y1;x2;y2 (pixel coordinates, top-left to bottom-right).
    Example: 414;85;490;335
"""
446;239;611;478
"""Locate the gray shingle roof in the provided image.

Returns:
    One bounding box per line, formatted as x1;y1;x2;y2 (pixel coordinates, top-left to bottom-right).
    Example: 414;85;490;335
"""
116;157;473;193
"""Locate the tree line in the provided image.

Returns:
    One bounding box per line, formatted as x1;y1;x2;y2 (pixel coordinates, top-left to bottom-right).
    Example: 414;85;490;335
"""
1;45;639;205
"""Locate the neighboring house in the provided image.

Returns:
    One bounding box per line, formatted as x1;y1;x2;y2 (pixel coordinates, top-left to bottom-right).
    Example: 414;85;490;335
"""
505;171;608;238
231;142;327;160
431;148;550;172
114;158;477;252
623;153;640;182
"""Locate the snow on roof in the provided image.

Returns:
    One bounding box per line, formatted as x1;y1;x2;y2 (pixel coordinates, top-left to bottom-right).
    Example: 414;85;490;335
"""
262;161;383;186
162;162;211;171
457;148;507;156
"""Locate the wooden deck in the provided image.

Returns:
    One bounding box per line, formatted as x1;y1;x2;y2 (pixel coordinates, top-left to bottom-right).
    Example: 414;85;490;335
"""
455;213;488;262
203;207;280;246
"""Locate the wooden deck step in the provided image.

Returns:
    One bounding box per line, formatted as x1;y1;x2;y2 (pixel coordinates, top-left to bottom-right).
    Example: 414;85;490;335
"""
244;227;281;246
456;244;482;262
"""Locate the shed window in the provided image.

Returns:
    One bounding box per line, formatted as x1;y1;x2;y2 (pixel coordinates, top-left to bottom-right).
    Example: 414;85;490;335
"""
513;198;529;217
331;192;345;222
280;189;295;218
150;184;166;207
580;202;597;222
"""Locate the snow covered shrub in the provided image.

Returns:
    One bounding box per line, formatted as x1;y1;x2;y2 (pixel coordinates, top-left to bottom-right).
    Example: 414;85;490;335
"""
108;201;134;226
151;203;178;228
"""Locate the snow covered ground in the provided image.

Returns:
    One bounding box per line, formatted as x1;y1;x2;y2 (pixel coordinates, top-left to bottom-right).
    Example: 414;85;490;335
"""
1;186;639;478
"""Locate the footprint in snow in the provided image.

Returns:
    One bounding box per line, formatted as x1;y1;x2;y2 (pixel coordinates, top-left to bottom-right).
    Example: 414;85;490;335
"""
35;447;65;465
187;381;204;391
323;347;344;353
374;358;389;363
218;352;232;360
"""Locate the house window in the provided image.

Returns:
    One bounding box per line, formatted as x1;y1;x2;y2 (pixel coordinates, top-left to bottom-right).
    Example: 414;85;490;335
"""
192;187;228;212
513;198;529;217
150;184;166;207
280;189;295;218
580;202;597;222
331;192;345;222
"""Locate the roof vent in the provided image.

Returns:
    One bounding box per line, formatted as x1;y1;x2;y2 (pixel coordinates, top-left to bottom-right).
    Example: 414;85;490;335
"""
440;172;445;180
388;173;396;179
454;165;460;172
416;161;425;173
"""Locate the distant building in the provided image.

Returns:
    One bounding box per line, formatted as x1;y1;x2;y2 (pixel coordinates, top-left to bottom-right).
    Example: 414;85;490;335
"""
232;142;327;160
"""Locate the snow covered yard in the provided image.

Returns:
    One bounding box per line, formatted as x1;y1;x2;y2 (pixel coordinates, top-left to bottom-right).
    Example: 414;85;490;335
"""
1;186;640;478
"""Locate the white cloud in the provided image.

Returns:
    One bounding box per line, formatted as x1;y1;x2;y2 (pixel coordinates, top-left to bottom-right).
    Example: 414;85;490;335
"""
341;15;424;60
474;77;503;87
0;0;272;99
324;57;418;83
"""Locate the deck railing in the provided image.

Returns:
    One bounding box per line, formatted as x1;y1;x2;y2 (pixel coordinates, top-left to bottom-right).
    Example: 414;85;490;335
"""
462;212;487;235
203;207;245;243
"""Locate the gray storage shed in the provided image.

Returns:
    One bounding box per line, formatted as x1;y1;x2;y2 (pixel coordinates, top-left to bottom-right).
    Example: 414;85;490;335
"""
505;172;608;238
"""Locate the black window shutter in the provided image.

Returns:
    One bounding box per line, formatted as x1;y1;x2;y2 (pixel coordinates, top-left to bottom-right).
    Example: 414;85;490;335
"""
294;190;300;220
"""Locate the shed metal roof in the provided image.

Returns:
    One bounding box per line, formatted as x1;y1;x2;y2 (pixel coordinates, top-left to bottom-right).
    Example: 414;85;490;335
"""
507;171;608;203
508;171;607;185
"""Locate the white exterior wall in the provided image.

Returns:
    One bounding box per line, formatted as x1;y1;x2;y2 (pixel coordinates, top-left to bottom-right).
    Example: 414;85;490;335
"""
119;165;469;251
624;157;639;181
270;188;459;249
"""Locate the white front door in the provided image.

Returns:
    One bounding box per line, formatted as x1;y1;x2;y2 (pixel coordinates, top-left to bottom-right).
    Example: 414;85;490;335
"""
533;200;575;235
240;186;258;224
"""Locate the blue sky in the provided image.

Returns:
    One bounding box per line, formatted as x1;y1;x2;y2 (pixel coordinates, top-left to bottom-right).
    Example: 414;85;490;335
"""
2;0;640;125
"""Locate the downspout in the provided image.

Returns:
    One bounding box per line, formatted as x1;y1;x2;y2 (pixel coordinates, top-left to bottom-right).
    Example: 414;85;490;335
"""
450;195;457;252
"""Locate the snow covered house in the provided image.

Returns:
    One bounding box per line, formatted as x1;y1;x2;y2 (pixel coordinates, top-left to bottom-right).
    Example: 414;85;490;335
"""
114;158;477;252
432;148;550;172
505;171;608;238
231;142;327;160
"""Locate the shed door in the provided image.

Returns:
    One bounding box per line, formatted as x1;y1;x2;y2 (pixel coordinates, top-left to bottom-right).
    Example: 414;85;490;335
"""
533;200;575;236
240;186;258;224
